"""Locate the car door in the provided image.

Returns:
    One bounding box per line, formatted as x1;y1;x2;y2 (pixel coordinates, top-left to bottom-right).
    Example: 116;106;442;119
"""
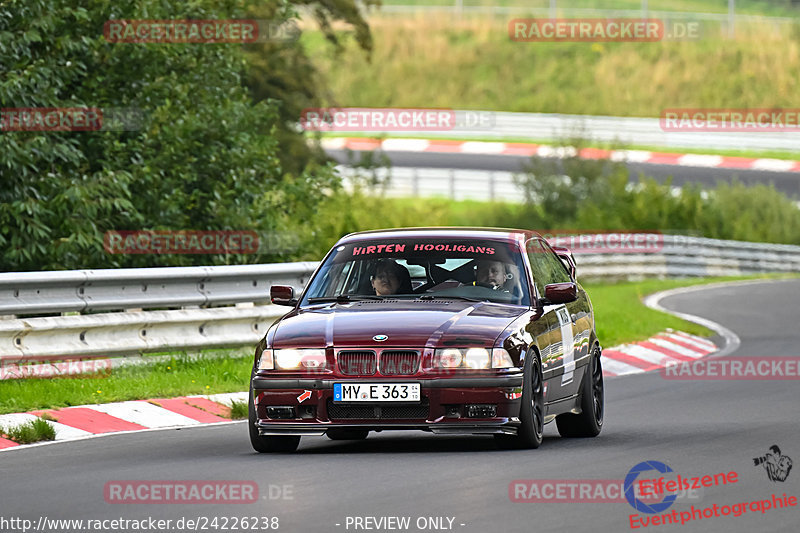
525;238;582;400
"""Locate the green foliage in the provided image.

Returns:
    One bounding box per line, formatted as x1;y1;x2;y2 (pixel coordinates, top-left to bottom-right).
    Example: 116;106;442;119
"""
514;151;800;244
0;0;359;271
514;149;631;227
243;1;379;176
299;153;800;261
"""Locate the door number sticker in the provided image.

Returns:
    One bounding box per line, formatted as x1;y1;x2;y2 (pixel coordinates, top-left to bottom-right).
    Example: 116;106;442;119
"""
556;306;575;385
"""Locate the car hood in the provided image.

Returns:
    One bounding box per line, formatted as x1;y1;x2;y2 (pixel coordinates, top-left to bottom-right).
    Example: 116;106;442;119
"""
271;300;528;349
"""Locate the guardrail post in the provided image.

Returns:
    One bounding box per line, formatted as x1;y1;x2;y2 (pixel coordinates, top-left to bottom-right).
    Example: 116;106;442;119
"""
412;168;419;197
449;169;456;200
489;172;495;201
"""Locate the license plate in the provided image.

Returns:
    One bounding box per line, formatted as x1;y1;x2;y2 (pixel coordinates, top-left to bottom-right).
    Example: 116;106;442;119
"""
333;383;420;402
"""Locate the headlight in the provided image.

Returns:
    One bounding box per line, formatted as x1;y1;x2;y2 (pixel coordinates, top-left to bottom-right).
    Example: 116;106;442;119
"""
436;348;463;368
464;348;490;369
258;349;274;370
491;348;514;368
433;347;514;369
274;348;327;370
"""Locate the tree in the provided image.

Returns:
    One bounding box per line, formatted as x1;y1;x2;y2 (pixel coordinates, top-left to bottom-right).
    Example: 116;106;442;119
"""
0;0;371;271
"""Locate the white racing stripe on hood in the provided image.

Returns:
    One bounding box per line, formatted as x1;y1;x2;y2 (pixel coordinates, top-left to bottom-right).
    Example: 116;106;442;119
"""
425;303;481;349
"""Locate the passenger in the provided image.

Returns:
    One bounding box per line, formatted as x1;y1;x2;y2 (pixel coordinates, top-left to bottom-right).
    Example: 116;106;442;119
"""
371;259;413;295
475;260;508;290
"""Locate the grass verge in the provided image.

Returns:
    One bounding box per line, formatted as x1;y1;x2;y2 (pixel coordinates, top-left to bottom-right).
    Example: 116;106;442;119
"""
584;276;786;347
229;400;248;420
2;275;796;416
305;16;800;121
590;274;799;347
1;417;56;444
0;348;255;415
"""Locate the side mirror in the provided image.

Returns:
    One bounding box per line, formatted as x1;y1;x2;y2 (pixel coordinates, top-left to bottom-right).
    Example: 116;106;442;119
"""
552;246;577;279
270;285;296;306
543;282;577;304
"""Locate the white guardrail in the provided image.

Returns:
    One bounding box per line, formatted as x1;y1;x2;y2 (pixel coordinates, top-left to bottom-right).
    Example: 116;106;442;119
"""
0;263;318;363
329;110;800;152
342;166;524;203
1;238;799;361
338;166;800;205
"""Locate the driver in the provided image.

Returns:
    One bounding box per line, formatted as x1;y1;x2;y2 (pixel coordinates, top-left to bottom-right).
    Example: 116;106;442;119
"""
371;259;412;296
475;260;508;290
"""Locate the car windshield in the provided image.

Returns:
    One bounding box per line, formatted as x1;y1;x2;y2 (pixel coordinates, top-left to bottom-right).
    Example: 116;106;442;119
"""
301;237;530;306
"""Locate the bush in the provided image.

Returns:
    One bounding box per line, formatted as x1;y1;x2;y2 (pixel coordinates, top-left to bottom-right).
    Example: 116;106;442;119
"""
302;152;800;257
513;150;800;244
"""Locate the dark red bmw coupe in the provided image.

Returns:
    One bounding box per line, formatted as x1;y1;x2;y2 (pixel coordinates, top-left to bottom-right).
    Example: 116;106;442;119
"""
249;227;603;452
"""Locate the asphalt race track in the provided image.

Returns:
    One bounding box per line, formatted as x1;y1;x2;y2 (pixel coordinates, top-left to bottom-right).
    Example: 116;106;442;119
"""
326;149;800;199
1;279;798;533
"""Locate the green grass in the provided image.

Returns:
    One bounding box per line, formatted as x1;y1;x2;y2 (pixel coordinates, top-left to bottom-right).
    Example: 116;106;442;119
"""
303;16;800;119
1;417;56;444
588;277;715;347
0;349;254;415
229;400;248;420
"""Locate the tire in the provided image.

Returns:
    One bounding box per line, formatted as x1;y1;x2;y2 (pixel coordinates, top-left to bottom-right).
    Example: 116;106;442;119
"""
496;349;544;449
248;386;301;453
326;428;369;441
556;344;604;438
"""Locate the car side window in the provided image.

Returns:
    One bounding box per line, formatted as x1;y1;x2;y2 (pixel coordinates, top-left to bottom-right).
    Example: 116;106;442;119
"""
526;239;571;296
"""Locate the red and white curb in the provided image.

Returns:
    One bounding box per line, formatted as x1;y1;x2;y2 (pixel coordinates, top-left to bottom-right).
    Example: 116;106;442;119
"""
602;329;717;377
0;331;714;450
0;392;247;451
321;137;800;173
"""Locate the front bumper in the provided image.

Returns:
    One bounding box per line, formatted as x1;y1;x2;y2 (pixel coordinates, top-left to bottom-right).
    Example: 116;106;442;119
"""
251;374;524;436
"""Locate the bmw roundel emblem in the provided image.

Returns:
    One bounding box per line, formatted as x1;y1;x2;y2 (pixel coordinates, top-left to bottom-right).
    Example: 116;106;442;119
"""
373;334;388;342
